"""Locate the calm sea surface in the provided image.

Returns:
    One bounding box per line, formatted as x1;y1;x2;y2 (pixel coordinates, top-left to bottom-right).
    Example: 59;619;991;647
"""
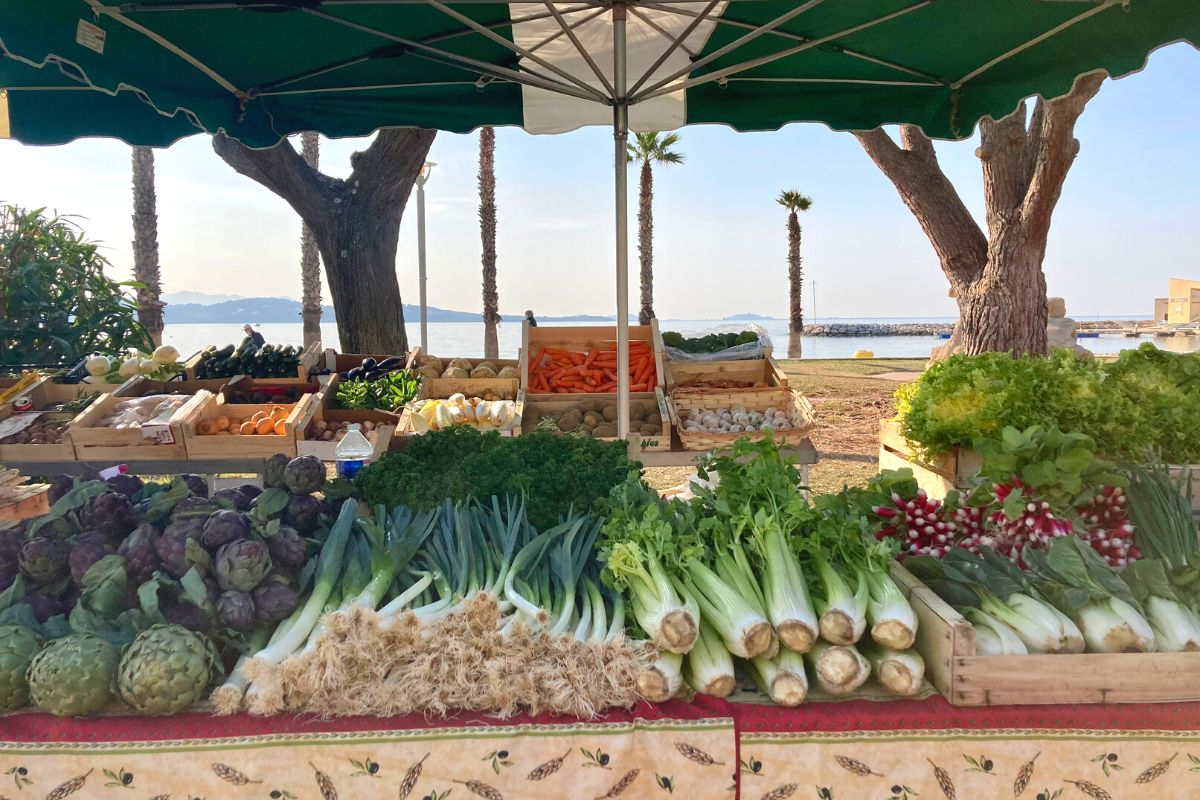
160;317;1198;361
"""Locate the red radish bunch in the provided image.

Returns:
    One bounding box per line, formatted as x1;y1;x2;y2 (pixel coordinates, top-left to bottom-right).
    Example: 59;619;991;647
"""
872;488;958;558
1075;486;1139;567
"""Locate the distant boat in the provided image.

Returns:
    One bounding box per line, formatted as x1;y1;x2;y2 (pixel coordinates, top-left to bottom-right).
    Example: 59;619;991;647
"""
937;333;952;340
1076;332;1100;338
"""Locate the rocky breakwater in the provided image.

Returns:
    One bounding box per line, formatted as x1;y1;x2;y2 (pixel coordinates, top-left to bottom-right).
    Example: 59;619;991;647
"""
804;322;954;337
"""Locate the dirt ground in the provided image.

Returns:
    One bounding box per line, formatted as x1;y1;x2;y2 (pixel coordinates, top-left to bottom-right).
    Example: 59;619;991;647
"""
644;358;926;495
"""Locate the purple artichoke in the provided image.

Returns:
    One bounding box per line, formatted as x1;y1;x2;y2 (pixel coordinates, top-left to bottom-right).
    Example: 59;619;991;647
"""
202;577;221;606
153;519;206;578
253;583;300;624
21;593;67;623
48;474;74;505
216;591;256;632
69;539;114;586
162;600;210;634
18;537;70;584
170;496;218;522
282;494;325;536
81;492;136;543
201;510;250;550
214;540;271;593
265;526;306;568
237;484;263;501
0;527;22;567
178;474;209;498
211;488;251;512
0;564;15;591
118;524;161;584
105;474;145;498
263;454;290;489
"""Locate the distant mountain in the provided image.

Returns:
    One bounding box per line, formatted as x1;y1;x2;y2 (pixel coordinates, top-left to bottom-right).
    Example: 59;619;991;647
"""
162;296;615;325
724;312;774;320
163;290;246;306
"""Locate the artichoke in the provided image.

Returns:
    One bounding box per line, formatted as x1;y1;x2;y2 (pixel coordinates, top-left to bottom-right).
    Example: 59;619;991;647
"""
211;487;250;512
170;496;218;522
263;453;290;489
201;510;250;550
105;474;145;498
252;583;300;624
0;527;23;565
283;454;326;495
18;537;70;584
69;538;114;586
214;540;271;592
178;474;210;498
0;626;42;711
0;564;15;592
216;590;255;631
282;494;325;536
265;525;306;568
153;519;206;578
117;624;222;715
27;634;119;716
237;484;263;501
118;523;161;584
81;492;136;543
48;474;75;505
162;600;211;635
22;593;68;623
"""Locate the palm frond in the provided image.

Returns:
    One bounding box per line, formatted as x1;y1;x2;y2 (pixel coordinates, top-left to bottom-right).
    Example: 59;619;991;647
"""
777;190;814;212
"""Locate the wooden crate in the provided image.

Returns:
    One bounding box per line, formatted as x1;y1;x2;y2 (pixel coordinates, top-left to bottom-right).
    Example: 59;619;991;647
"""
665;355;788;391
0;411;77;462
182;390;313;459
520;320;664;397
70;387;206;461
414;354;520;399
112;375;232;398
878;419;983;499
324;348;417;376
185;340;322;383
891;562;1200;705
296;379;399;458
667;387;815;452
0;484;50;522
515;388;670;451
219;376;321;405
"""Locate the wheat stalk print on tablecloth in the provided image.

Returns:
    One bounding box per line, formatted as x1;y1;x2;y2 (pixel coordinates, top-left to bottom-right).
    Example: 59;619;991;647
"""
42;770;91;800
454;778;505;800
929;758;957;800
675;742;724;767
310;761;338;800
594;768;639;798
1135;754;1177;784
526;749;571;781
211;763;261;785
834;755;882;777
1066;779;1115;800
1015;753;1041;797
758;784;798;800
397;753;430;800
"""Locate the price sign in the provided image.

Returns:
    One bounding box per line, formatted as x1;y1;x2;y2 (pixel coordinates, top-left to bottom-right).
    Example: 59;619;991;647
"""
141;424;175;445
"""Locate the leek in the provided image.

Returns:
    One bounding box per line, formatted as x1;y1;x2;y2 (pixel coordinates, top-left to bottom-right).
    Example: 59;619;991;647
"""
637;651;683;702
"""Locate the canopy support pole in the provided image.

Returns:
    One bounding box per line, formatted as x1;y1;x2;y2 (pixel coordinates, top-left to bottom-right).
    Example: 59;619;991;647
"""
613;2;630;441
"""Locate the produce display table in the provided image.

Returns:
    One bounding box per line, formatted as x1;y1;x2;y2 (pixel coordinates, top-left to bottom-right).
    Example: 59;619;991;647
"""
4;696;1196;799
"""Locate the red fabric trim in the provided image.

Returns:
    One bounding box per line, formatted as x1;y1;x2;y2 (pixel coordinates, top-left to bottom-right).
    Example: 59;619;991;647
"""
3;696;1198;744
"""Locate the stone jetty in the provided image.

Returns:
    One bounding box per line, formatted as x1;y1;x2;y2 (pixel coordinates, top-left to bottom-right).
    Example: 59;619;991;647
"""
804;322;954;337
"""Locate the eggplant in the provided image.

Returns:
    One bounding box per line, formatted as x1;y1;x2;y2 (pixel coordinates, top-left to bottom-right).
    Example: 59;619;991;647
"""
346;366;364;380
376;356;403;370
363;369;387;382
362;357;378;369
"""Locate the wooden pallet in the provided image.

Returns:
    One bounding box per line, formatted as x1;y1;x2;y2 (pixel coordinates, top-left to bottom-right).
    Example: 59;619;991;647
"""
891;561;1200;705
0;484;50;521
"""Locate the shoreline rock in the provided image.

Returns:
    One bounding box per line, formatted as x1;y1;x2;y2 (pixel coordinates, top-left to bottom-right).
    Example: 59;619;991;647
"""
802;320;1148;337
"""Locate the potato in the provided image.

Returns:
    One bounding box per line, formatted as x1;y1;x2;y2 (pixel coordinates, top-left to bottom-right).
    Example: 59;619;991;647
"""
639;423;660;436
474;361;496;373
601;405;617;422
470;365;498;379
497;366;518;378
449;357;473;371
582;411;602;428
592;423;617;438
417;364;441;380
644;412;662;426
580;424;595;436
442;366;470;379
416;355;444;373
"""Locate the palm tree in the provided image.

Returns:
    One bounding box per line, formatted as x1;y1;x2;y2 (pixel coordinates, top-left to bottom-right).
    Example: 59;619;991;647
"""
479;126;500;359
777;190;813;334
130;146;164;346
627;132;683;326
299;132;322;348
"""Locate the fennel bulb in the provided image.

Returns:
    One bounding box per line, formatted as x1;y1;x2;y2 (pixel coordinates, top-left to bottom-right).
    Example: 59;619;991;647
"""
1146;596;1200;652
962;608;1028;656
1075;597;1155;653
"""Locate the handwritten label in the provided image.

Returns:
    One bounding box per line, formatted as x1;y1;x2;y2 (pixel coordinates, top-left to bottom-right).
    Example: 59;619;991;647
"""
141;424;175;445
76;20;106;54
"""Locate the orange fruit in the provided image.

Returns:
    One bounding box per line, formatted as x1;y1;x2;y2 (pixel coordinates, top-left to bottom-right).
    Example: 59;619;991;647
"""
255;417;274;435
216;415;231;431
274;419;287;436
239;421;256;435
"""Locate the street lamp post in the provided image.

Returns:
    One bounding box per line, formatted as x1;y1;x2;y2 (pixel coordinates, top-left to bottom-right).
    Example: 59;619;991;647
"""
415;161;436;353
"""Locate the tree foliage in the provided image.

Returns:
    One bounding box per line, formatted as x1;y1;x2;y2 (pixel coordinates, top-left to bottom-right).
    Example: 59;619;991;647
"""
0;205;153;367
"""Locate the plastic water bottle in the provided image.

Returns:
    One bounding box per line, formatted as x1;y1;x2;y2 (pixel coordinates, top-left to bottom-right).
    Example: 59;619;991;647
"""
334;423;373;479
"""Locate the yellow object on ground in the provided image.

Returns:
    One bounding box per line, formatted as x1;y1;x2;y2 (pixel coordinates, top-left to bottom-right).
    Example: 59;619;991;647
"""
853;350;875;359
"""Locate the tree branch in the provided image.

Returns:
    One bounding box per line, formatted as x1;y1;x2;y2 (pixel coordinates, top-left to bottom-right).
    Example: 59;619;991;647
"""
347;128;437;212
854;127;988;288
212;134;333;229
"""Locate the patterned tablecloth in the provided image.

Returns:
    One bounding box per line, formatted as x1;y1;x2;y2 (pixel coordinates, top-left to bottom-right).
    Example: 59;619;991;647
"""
3;697;1199;800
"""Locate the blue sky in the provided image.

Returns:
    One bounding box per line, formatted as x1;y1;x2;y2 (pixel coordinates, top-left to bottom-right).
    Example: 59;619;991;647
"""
0;42;1196;321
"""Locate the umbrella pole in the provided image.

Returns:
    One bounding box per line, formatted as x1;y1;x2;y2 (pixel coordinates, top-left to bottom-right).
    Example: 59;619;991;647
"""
613;2;631;440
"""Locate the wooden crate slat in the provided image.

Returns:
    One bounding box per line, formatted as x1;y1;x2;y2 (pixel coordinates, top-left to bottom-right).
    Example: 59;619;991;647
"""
183;391;312;459
665;355;788;391
0;484;51;521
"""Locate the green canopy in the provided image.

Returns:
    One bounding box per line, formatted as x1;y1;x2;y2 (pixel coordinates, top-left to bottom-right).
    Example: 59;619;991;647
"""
2;0;1197;436
2;1;1196;146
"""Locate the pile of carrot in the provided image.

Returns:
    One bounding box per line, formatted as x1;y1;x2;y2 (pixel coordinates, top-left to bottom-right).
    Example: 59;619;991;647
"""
527;341;658;394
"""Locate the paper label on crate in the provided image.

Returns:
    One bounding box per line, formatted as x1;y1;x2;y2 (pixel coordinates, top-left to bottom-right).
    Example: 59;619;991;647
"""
141;423;175;444
0;412;44;440
76;20;106;54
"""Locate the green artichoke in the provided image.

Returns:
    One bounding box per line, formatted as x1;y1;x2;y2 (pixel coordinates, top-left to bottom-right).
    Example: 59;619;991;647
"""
117;625;222;715
27;634;119;716
214;539;271;592
0;625;42;711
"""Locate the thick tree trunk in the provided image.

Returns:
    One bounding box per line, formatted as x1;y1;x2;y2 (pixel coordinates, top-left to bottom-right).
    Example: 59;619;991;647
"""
786;211;803;334
637;159;655;326
130;146;164;346
853;73;1103;357
479;126;500;360
299;132;323;349
213;128;435;355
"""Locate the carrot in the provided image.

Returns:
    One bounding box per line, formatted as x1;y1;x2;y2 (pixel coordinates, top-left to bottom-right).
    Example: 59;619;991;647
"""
595;381;617;392
635;358;656;385
630;383;649;392
531;346;548;369
584;347;600;368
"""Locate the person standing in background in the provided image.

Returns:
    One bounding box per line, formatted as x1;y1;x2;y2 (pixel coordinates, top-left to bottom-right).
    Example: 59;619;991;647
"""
525;309;538;328
242;323;266;348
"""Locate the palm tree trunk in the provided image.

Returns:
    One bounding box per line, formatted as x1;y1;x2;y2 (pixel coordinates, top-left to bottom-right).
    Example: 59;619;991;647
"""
637;159;655;326
130;146;164;347
479;126;500;360
787;211;803;334
299;132;322;348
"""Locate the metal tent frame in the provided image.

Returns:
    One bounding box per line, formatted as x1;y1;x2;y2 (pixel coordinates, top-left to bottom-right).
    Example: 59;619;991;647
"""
59;0;1124;436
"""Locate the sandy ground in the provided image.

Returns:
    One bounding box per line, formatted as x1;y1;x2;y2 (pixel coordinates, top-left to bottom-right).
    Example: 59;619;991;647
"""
644;358;926;495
